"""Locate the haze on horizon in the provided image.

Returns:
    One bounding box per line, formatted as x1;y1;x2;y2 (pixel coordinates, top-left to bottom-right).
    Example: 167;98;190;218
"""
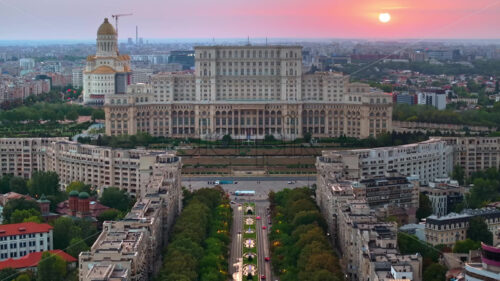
0;0;499;41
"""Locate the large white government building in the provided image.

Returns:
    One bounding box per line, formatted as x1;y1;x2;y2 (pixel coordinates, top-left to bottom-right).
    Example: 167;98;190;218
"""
99;29;392;140
83;18;131;105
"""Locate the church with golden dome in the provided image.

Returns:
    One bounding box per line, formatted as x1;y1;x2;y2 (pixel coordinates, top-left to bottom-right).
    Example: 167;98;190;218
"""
83;18;131;105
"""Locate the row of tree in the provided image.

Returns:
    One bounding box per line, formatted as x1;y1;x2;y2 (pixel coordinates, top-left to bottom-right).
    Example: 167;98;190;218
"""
268;188;344;281
452;166;500;211
0;102;103;123
155;187;232;281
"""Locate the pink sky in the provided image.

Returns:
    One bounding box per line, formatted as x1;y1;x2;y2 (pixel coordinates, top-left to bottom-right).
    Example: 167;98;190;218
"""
0;0;499;40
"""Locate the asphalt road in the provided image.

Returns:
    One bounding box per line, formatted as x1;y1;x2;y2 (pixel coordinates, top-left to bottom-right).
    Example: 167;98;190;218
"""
255;201;273;281
229;203;243;277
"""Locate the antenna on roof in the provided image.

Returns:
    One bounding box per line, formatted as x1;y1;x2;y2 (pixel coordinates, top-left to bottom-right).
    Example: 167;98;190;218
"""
266;37;268;46
247;36;250;46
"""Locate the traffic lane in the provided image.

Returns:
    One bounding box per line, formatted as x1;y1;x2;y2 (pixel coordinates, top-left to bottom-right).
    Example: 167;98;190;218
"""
258;205;272;281
183;176;315;182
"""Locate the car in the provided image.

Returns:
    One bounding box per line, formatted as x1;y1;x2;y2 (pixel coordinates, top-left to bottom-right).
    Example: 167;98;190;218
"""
256;216;261;220
288;181;294;184
265;257;270;261
261;275;266;280
230;201;235;204
262;226;267;230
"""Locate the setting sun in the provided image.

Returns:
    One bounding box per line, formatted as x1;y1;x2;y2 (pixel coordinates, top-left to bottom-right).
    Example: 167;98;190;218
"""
379;12;391;23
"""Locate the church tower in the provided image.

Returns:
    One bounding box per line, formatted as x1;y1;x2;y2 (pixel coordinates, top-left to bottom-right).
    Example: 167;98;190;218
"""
83;18;131;105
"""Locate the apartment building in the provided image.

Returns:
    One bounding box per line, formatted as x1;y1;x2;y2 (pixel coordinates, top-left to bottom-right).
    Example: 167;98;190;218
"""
0;222;53;261
425;208;500;247
104;45;392;140
0;138;181;198
79;186;182;281
315;179;422;281
439;136;500;176
420;177;464;216
317;138;453;185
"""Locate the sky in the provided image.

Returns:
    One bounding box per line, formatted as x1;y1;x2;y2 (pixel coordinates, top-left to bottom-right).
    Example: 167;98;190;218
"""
0;0;499;40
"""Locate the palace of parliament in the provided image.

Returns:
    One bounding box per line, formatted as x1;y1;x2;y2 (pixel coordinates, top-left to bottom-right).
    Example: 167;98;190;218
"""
85;19;392;140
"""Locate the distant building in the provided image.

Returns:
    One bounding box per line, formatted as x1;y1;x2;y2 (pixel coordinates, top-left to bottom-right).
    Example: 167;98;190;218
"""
168;50;195;70
72;67;83;89
131;68;153;84
0;222;53;261
418;92;447;110
56;192;111;220
19;58;35;71
394;92;418;105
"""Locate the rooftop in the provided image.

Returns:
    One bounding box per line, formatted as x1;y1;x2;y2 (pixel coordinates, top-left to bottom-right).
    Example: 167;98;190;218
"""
0;222;52;237
0;250;76;270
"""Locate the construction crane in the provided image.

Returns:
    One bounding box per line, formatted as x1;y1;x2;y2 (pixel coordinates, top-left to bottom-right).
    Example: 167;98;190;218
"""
111;13;132;36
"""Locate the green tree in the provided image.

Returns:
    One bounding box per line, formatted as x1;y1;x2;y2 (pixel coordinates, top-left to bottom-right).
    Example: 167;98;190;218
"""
452;165;465;185
91;109;105;122
221;134;232;146
28;171;59;197
67;237;90;258
264;134;276;143
37;252;67;281
99;187;133;213
303;132;312;143
9;177;28;194
65;181;92;194
97;209;121;222
422;263;447;281
10;209;42;224
0;174;13;193
51;217;82;250
2;198;41;223
453;239;481;253
416;193;433;220
15;273;31;281
467;217;493;245
0;268;18;281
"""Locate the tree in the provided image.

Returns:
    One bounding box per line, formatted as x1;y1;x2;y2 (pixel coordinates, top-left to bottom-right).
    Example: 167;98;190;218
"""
453;239;481;253
2;198;41;223
422;263;447;281
37;252;67;281
452;165;465;185
91;109;105;122
15;273;31;281
65;181;92;194
28;171;59;197
66;110;78;122
99;187;133;213
0;268;18;281
9;177;28;194
416;193;433;220
51;217;82;250
97;209;121;222
303;132;312;143
67;237;90;258
467;217;493;245
221;134;232;146
10;209;42;224
264;134;276;143
0;174;13;193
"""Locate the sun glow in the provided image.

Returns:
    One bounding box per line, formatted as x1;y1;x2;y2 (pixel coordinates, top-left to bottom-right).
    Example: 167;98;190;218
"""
379;13;391;23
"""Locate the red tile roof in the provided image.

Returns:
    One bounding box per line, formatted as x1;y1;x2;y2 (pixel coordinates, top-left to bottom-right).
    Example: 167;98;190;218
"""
0;222;53;237
0;250;77;270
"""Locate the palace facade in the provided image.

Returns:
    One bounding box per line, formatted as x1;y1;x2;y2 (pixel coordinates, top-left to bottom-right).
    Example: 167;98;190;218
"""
104;45;392;140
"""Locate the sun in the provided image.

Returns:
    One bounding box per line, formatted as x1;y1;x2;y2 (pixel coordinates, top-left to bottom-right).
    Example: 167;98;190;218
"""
379;13;391;23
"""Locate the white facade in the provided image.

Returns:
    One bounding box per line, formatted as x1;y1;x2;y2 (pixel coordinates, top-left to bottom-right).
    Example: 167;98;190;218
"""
83;18;131;105
19;58;35;70
0;223;53;261
317;138;454;185
72;68;83;88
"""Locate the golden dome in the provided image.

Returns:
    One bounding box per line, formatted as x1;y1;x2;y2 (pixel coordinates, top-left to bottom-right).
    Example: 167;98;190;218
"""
97;18;116;36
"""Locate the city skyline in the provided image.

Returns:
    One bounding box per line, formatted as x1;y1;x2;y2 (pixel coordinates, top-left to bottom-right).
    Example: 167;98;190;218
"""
0;0;499;40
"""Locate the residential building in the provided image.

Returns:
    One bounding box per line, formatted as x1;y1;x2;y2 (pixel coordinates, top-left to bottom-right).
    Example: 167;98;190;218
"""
83;18;131;105
80;185;182;281
417;92;447;110
420;177;464;216
104;44;393;140
315;178;423;281
0;250;76;272
439;137;500;177
464;243;500;281
72;67;83;88
0;223;53;261
0;138;182;198
19;58;35;71
131;68;153;84
425;208;500;247
317;138;453;185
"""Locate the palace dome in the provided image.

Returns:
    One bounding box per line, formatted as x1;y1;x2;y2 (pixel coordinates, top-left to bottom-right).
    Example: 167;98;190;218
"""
97;18;116;36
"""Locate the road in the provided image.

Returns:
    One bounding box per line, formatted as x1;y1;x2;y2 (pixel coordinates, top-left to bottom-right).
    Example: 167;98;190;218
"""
229;203;243;277
255;201;273;281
